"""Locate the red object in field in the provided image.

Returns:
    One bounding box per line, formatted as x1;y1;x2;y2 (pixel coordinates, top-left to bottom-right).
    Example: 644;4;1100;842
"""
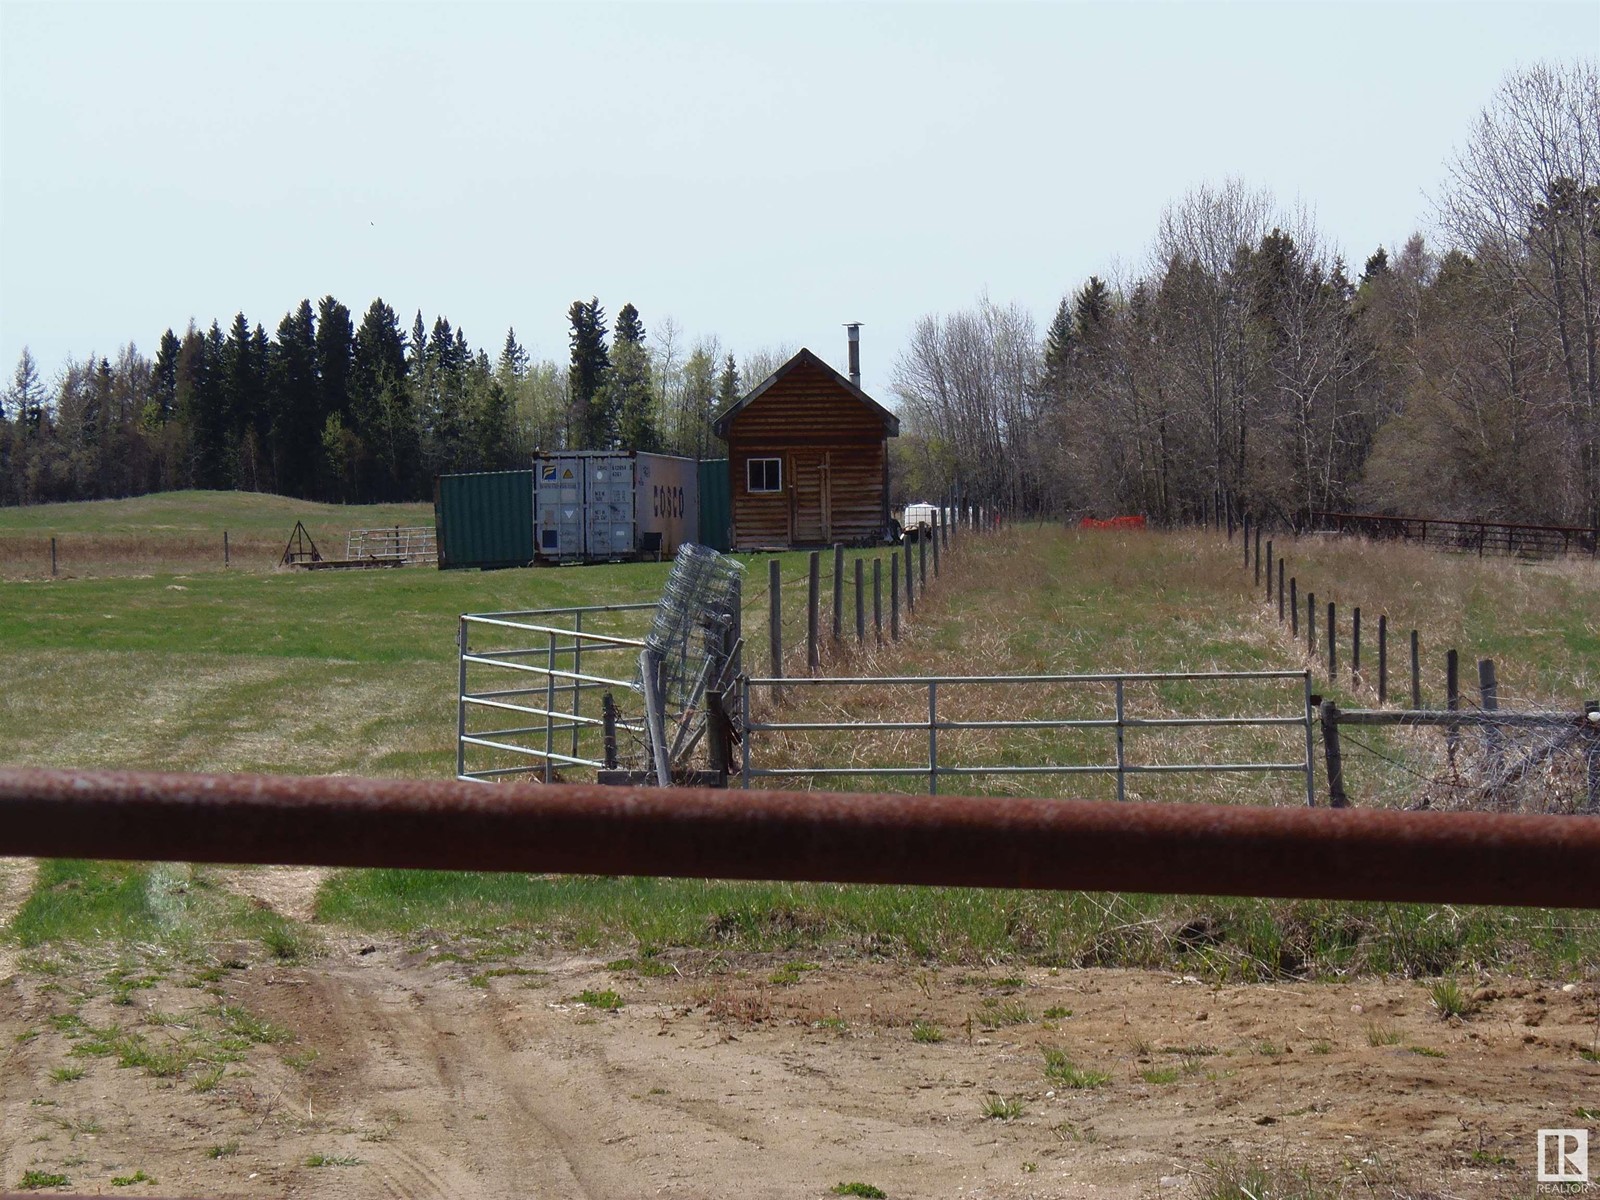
1078;515;1147;530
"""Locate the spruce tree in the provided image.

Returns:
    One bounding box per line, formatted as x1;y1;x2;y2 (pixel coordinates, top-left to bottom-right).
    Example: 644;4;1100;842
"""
498;327;530;380
149;331;180;426
615;302;645;347
566;298;610;447
716;353;740;411
267;301;321;498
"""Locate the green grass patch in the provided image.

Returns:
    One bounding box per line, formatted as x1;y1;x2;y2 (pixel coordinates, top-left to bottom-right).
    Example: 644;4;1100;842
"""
831;1184;887;1198
111;1169;155;1186
304;1153;361;1168
910;1020;944;1043
17;1171;71;1190
1042;1047;1111;1089
570;988;622;1011
981;1094;1025;1120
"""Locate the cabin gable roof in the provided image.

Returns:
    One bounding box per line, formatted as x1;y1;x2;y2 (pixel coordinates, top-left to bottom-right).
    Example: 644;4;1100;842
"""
712;347;900;439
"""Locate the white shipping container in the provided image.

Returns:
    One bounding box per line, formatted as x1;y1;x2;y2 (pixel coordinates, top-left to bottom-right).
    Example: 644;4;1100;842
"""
534;451;700;563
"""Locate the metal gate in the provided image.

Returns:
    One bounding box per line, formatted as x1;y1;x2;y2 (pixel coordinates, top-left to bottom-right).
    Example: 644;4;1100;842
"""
740;670;1316;803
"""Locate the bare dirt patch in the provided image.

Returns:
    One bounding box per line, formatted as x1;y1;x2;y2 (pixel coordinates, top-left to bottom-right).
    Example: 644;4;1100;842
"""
213;867;328;924
2;938;1593;1198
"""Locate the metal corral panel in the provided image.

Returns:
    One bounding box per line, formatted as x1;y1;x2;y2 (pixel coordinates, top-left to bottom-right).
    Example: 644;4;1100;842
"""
584;454;637;561
535;456;587;559
434;470;535;570
635;452;699;558
697;459;731;551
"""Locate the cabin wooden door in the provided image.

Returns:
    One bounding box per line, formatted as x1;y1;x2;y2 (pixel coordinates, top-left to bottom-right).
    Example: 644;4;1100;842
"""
789;450;831;545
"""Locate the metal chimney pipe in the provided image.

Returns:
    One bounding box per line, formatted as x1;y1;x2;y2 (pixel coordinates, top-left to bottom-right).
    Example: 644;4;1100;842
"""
845;323;861;389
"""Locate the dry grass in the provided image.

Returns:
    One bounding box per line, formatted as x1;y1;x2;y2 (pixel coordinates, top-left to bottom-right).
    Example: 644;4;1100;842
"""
740;523;1597;810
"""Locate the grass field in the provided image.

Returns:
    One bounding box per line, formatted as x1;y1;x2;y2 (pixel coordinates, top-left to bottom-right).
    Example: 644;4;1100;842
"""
3;495;1597;980
0;490;436;578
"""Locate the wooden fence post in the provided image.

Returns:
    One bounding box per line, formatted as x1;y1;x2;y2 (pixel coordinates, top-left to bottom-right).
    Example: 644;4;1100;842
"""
940;500;950;553
50;536;57;576
1264;539;1272;600
832;544;844;643
1307;591;1316;655
1352;607;1362;688
1410;630;1422;709
890;552;901;639
602;693;619;769
1446;649;1460;766
1377;615;1387;705
873;558;883;644
768;558;783;700
905;539;915;610
1479;658;1500;771
1327;601;1337;678
1254;525;1262;585
224;531;230;567
807;552;820;673
1320;700;1348;808
1277;559;1285;621
855;558;865;644
918;530;927;590
1290;577;1298;636
1243;513;1251;566
932;516;941;577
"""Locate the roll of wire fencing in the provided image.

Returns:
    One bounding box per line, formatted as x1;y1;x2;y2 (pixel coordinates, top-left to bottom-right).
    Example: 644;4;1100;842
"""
638;543;745;782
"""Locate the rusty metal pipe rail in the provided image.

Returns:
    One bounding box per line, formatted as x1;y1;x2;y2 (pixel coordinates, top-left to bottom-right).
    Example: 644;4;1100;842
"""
1;768;1596;909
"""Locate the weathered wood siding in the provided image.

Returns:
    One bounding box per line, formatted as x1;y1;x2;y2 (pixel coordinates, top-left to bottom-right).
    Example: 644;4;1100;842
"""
726;356;889;550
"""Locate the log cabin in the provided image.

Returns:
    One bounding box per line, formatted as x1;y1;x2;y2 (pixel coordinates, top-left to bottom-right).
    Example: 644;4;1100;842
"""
713;331;899;550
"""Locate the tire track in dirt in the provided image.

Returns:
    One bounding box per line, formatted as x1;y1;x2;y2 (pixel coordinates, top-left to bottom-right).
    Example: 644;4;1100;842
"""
299;962;642;1199
0;858;40;981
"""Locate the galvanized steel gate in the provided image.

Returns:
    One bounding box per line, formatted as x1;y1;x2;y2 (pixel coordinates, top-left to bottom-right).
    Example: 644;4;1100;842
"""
739;670;1317;803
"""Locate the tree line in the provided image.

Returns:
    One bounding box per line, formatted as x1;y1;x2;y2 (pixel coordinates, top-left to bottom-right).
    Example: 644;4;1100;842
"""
0;294;770;507
891;61;1599;531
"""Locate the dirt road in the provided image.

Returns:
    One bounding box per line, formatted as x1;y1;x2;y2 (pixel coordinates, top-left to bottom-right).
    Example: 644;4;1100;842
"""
3;925;1595;1198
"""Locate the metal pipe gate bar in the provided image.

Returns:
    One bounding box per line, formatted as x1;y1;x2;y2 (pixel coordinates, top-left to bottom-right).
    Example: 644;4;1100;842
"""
1;767;1595;909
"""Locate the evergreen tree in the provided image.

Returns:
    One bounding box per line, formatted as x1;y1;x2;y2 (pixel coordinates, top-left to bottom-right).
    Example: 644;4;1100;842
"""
715;353;740;420
1040;297;1075;405
148;331;180;427
1071;276;1111;337
498;327;530;380
615;302;645;347
4;347;47;431
183;321;230;488
267;300;321;498
315;296;354;420
566;298;610;447
419;316;470;474
351;298;417;498
607;338;658;451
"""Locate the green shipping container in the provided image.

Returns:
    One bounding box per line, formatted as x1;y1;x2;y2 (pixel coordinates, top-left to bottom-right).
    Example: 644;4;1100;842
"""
434;470;535;570
697;459;731;552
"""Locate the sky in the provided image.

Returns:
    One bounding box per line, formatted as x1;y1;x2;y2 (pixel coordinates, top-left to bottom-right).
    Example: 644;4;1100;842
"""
1;1;1595;403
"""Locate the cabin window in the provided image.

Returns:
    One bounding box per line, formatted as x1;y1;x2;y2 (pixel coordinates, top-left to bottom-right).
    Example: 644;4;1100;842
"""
747;457;782;493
